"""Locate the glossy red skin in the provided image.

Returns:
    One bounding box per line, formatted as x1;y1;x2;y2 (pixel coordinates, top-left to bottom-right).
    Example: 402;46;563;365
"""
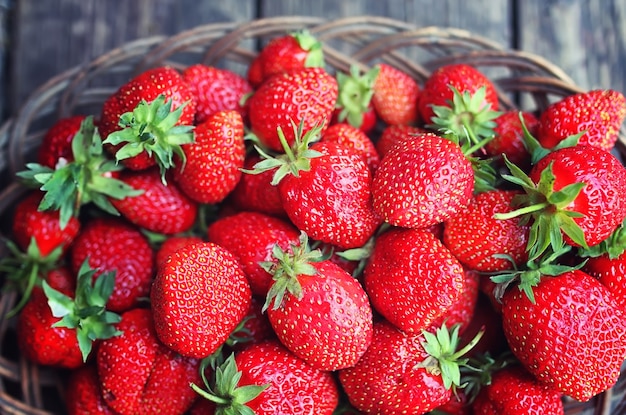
230;154;287;217
155;235;204;267
502;270;626;401
428;268;480;335
320;122;380;172
235;340;339;415
70;217;155;313
339;320;452;414
472;366;564;415
110;167;198;234
443;190;530;272
372;63;420;126
37;115;86;168
66;364;117;415
331;103;378;134
247;34;313;87
375;124;429;159
173;110;245;204
434;389;471;415
279;141;381;249
247;67;338;152
268;260;373;371
583;251;626;308
99;66;196;170
97;308;201;415
207;211;300;296
538;89;626;151
417;63;499;125
183;64;252;123
372;132;474;229
529;145;626;247
12;191;81;257
229;296;275;351
486;110;539;168
151;242;251;358
364;228;466;334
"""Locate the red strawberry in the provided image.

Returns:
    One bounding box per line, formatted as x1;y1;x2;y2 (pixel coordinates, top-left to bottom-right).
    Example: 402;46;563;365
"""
183;64;252;123
247;67;338;152
100;66;196;172
263;233;373;371
501;269;626;401
443;190;530;272
70;217;155;313
375;124;429;158
485;110;538;167
97;307;201;415
428;268;480;335
173;110;245;204
207;211;300;296
372;132;474;229
150;241;251;358
538;89;626;151
155;235;204;266
66;365;117;415
229;296;275;350
472;365;564;414
110;167;198;234
247;30;324;87
333;65;379;133
320;122;380;171
37;115;86;168
418;63;499;126
583;249;626;308
363;227;466;333
371;63;420;125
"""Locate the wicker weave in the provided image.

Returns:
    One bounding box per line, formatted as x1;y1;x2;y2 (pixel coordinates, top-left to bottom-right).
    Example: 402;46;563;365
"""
0;15;624;415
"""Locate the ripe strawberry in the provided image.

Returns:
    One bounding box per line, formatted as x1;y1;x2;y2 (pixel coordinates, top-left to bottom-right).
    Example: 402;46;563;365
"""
37;114;86;168
70;217;155;313
375;124;428;158
443;190;530;272
207;211;300;296
583;251;626;308
363;227;466;333
192;341;339;415
183;64;252;123
100;66;196;173
66;365;117;415
417;63;499;126
338;320;481;414
97;307;201;415
333;65;379;133
501;269;626;401
262;233;373;371
428;268;480;335
372;132;474;229
155;235;204;266
110;167;198;234
485;110;538;167
537;89;626;151
320;122;380;171
371;63;420;125
247;30;324;87
151;241;252;358
229;296;275;351
247;67;338;152
173;110;245;204
471;365;564;414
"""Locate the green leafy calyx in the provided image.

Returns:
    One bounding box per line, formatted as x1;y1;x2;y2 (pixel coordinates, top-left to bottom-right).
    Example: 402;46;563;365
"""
335;65;379;128
293;30;325;68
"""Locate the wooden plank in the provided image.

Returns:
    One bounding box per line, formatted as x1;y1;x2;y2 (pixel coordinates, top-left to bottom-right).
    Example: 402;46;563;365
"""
0;0;11;123
8;0;256;115
518;0;626;93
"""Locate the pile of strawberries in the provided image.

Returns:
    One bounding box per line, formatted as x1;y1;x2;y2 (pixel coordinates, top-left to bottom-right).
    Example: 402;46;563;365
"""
3;28;626;415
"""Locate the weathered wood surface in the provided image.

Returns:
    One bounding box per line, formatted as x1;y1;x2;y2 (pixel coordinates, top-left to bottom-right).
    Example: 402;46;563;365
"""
1;0;625;126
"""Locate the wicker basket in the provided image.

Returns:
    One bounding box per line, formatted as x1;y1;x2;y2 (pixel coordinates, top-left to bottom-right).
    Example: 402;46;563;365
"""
0;16;625;415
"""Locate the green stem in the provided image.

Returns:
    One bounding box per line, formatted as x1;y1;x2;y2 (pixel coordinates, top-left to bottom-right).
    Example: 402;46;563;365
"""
190;383;230;405
6;263;39;318
494;202;550;220
451;329;485;360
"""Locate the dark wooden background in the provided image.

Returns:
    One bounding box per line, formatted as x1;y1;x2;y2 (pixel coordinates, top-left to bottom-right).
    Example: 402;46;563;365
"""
1;0;625;127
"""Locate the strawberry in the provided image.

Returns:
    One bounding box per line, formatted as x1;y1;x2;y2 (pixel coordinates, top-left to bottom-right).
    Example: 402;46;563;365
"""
428;268;480;335
459;293;508;358
485;110;538;167
247;67;338;152
371;63;420;125
183;64;252;123
250;124;381;249
471;365;564;414
583;251;626;308
320;122;380;171
262;233;373;371
37;114;86;168
537;89;626;151
173;110;245;204
247;30;324;87
97;307;201;415
375;124;429;158
500;269;626;401
110;167;198;234
338;320;481;414
150;241;252;358
363;227;466;333
333;65;379;133
417;63;499;126
371;132;474;229
66;365;117;415
229;296;275;351
155;235;204;266
70;217;155;313
99;66;196;174
443;190;530;272
207;211;301;296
